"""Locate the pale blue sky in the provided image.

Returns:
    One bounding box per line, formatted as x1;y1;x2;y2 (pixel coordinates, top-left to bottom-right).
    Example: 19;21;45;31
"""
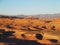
0;0;60;15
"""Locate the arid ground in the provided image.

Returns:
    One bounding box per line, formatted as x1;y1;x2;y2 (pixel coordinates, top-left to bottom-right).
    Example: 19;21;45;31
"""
0;15;60;45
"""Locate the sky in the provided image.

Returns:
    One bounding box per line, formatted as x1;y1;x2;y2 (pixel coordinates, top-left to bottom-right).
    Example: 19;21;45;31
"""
0;0;60;15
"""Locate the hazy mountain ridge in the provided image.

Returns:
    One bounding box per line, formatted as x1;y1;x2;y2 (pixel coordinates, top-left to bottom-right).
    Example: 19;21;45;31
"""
0;13;60;18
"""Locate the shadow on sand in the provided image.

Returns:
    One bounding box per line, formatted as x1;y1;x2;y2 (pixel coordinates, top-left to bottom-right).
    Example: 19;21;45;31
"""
0;29;45;45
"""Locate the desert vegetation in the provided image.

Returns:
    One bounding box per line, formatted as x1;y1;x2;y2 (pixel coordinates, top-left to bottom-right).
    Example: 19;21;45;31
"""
0;15;60;45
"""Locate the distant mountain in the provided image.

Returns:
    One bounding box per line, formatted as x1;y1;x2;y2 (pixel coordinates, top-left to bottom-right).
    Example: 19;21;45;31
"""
30;13;60;18
0;13;60;18
16;13;60;18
